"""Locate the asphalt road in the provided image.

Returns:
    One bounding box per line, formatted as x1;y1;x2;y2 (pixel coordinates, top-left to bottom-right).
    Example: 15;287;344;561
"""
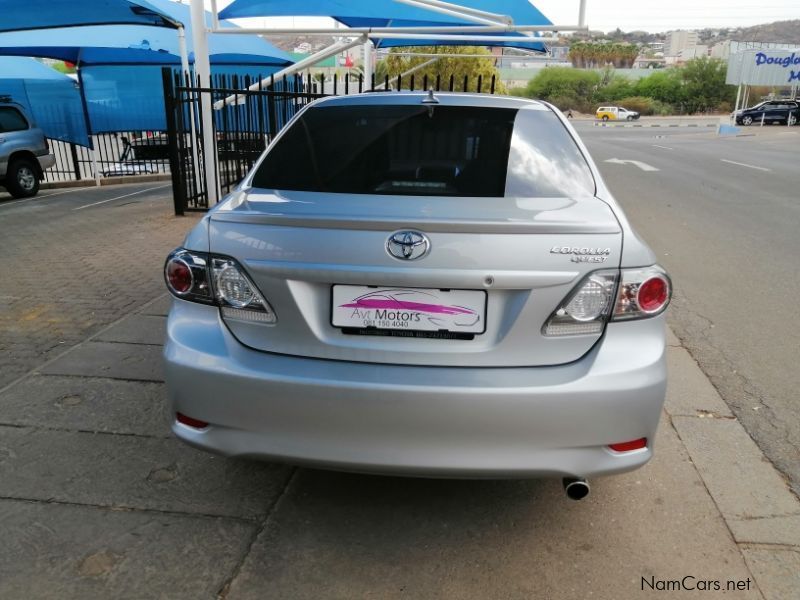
573;121;800;496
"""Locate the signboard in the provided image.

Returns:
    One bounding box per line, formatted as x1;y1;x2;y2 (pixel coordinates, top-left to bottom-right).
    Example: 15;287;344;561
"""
726;48;800;86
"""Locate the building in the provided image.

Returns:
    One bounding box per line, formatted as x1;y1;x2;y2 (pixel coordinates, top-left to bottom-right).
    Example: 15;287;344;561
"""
665;30;699;56
677;45;708;61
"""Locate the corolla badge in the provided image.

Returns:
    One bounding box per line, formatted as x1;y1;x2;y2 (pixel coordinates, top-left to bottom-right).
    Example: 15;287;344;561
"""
387;231;430;260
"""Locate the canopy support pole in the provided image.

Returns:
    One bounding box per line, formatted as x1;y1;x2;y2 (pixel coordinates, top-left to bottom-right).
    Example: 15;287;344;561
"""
214;36;367;109
177;26;202;195
363;39;373;89
394;0;511;26
190;0;218;205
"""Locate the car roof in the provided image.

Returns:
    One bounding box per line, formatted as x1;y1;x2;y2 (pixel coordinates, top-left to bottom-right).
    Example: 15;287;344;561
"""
311;91;551;111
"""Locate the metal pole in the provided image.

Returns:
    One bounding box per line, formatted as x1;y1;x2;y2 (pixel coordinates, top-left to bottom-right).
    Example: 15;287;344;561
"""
189;0;218;205
734;83;742;120
363;39;373;90
177;26;202;195
214;36;367;109
210;24;586;35
579;0;587;28
398;0;513;24
394;0;510;26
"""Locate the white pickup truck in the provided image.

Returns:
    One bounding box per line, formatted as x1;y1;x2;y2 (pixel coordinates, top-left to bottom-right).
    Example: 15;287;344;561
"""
595;106;641;121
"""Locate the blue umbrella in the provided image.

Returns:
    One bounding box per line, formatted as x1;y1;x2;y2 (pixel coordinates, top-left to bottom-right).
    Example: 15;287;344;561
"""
0;0;179;33
0;0;292;67
219;0;551;51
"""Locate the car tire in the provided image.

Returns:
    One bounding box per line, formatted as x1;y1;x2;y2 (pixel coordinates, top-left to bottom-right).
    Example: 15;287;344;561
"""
5;158;40;198
789;115;798;126
626;115;634;121
602;116;609;121
741;115;753;126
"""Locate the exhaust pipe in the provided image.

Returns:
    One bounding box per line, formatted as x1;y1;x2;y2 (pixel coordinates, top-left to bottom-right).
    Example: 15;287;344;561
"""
563;477;590;501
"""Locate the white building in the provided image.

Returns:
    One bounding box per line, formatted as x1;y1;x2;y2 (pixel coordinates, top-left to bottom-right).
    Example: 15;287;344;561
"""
666;30;699;56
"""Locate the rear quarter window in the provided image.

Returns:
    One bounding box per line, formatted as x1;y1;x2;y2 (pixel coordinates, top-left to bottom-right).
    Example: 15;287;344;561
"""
0;107;29;133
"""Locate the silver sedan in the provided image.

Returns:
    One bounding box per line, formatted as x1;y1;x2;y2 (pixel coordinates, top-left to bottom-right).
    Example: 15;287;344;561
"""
163;92;670;499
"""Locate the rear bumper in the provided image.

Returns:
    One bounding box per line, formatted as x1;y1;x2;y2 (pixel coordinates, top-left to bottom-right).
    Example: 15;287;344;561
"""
164;300;667;478
37;153;55;173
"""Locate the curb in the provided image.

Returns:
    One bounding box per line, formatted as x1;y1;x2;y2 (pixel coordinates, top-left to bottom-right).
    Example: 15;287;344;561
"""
594;122;718;128
41;174;171;191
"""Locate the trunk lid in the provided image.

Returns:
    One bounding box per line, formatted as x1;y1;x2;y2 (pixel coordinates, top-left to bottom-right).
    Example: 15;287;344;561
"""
208;190;622;367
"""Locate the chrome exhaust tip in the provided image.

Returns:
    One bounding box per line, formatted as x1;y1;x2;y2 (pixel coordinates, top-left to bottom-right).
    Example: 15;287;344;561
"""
563;477;590;501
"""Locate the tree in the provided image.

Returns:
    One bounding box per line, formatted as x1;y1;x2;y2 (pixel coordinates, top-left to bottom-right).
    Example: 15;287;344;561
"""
679;57;735;113
633;70;685;106
518;67;601;112
381;46;505;93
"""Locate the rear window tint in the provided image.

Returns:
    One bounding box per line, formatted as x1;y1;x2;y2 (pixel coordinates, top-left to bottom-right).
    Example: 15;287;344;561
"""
0;107;28;133
252;102;595;198
505;109;595;198
252;104;515;197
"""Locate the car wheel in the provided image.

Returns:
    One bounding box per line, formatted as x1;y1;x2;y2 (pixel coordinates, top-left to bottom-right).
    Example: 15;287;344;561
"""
626;115;634;121
5;158;40;198
602;115;609;121
741;115;753;126
789;115;798;126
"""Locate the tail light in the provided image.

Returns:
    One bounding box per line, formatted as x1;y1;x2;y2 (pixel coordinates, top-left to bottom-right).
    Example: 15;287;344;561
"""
543;270;617;336
164;249;277;324
613;266;671;320
543;265;671;336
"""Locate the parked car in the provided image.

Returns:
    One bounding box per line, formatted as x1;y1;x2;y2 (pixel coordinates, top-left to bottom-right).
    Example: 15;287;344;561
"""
734;99;800;126
163;93;671;499
596;106;640;121
0;98;55;198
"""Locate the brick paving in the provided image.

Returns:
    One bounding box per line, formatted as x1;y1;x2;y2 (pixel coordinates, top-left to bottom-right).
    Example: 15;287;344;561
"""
0;185;198;388
0;184;793;599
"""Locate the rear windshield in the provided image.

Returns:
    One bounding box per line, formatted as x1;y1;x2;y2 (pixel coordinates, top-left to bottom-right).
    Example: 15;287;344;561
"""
252;103;595;198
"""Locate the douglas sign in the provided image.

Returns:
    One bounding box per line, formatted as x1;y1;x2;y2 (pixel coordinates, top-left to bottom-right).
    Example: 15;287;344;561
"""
755;52;800;83
726;48;800;86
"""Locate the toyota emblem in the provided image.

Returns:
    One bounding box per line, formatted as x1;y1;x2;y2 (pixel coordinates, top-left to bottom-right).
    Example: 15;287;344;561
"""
386;231;430;261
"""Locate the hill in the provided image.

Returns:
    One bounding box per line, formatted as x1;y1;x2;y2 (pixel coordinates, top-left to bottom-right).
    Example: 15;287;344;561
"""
729;20;800;44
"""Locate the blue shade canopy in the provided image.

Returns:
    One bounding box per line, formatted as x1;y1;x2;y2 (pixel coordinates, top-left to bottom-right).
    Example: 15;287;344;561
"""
219;0;551;51
0;0;293;67
0;0;178;33
0;57;88;146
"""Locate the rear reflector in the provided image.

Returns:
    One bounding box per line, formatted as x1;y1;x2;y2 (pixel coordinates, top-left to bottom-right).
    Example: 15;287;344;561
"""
608;438;647;452
176;412;209;429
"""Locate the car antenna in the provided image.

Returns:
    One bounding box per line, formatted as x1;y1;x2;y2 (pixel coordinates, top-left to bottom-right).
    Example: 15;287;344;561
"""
421;89;439;117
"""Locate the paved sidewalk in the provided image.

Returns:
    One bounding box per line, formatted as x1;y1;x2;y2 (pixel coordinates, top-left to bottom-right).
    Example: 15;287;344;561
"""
0;185;796;599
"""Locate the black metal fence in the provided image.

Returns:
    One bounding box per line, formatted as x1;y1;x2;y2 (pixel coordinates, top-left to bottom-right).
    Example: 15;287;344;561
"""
162;68;497;215
44;133;170;183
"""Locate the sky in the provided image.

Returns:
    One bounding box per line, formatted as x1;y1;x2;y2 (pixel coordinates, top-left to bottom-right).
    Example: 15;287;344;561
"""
207;1;800;34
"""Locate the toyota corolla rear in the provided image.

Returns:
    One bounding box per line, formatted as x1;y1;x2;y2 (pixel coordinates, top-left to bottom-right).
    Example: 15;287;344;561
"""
163;93;670;481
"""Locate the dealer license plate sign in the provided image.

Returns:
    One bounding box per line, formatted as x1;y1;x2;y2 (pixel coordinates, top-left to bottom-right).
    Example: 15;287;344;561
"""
332;286;486;334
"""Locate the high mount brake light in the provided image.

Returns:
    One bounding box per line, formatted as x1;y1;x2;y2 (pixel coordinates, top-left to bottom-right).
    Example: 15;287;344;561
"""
164;249;277;324
543;265;672;336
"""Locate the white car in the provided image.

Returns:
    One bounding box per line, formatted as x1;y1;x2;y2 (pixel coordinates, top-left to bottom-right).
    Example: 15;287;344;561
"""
596;106;641;121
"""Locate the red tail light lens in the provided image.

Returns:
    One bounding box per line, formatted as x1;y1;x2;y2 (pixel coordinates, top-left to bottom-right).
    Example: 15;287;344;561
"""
176;412;209;429
637;277;669;313
613;266;671;321
609;438;647;452
165;258;193;294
